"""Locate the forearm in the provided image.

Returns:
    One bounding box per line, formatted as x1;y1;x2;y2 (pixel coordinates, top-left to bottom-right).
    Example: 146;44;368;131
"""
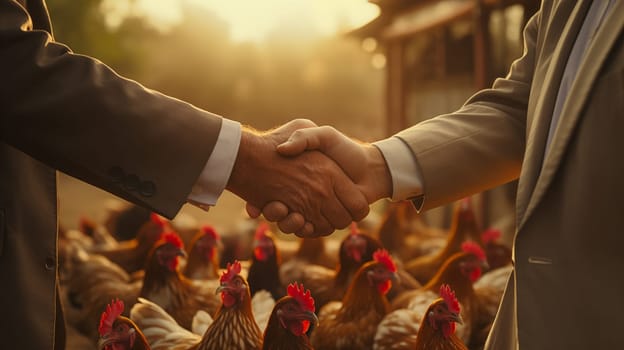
0;1;223;217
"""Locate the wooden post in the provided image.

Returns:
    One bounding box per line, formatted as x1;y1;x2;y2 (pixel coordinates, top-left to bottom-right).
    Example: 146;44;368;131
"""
472;0;491;90
385;39;406;136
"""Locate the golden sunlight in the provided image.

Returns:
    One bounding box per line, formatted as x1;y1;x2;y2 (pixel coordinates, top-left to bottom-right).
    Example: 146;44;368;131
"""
189;0;379;42
105;0;380;42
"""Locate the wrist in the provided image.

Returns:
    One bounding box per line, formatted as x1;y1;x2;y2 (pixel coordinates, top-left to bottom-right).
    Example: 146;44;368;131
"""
363;145;392;202
226;129;261;198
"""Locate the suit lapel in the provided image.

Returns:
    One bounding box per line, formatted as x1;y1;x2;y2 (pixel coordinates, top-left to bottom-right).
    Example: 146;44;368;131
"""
519;1;624;231
515;0;592;230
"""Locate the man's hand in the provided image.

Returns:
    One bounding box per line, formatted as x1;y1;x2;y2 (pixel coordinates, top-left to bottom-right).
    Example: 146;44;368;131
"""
278;126;392;201
226;120;370;237
249;125;393;234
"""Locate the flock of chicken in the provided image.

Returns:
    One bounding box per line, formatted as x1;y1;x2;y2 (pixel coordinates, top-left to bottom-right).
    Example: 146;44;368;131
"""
58;198;513;350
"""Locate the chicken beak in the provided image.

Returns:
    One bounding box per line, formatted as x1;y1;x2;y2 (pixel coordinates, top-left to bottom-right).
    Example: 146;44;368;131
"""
306;310;320;327
450;312;464;325
305;311;320;335
215;284;231;295
177;248;188;258
481;259;490;271
390;271;400;284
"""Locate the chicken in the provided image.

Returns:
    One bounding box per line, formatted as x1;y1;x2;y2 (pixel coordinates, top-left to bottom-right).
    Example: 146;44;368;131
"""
404;198;483;285
481;228;512;272
78;216;119;248
247;223;285;300
375;242;488;349
61;247;142;340
138;232;221;330
413;285;467;350
374;201;447;262
183;225;222;280
310;249;399;349
374;286;467;350
261;283;319;350
132;260;264;350
58;217;118;276
102;202;151;241
469;263;513;348
62;230;220;339
92;213;170;274
98;299;151;350
291;224;384;309
279;236;338;285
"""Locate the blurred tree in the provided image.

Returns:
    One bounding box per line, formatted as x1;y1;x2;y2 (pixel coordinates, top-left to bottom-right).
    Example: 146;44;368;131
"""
45;0;384;140
47;0;154;77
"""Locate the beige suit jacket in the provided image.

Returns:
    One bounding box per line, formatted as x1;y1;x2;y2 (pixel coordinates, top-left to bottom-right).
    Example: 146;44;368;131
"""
396;0;624;348
0;0;223;348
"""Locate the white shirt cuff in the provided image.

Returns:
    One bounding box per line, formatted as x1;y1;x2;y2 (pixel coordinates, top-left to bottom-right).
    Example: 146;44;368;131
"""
188;118;241;210
373;137;424;201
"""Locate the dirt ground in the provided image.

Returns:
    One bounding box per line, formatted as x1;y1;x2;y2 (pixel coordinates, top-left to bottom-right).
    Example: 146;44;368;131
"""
58;172;249;234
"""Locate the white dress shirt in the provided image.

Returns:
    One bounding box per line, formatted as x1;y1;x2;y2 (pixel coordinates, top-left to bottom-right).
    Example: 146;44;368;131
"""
187;118;241;210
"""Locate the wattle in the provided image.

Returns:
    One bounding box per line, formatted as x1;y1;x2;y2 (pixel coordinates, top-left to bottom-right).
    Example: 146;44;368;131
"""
221;292;236;307
167;257;179;272
288;320;310;336
442;321;456;338
469;267;482;282
254;247;268;261
376;280;392;295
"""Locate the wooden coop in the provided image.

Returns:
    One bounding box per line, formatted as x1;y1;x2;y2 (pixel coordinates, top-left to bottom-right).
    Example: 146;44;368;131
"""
351;0;541;241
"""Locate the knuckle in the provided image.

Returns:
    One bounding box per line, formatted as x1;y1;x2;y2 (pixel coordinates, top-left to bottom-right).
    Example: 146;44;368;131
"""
291;129;305;139
292;118;316;128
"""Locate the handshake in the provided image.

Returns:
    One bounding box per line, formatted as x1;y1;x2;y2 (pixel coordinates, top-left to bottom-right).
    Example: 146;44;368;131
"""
225;119;393;237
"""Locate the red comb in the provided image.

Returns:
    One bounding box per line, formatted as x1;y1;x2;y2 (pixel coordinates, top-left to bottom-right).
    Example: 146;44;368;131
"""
287;283;315;313
439;284;460;314
255;222;270;240
461;241;486;261
98;298;124;336
349;222;359;235
160;231;184;249
151;213;167;228
481;228;501;244
220;260;242;283
202;225;219;240
373;249;397;272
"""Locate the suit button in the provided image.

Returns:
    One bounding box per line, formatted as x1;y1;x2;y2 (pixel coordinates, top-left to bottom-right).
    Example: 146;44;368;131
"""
140;181;156;197
108;167;125;183
45;257;55;270
123;174;140;191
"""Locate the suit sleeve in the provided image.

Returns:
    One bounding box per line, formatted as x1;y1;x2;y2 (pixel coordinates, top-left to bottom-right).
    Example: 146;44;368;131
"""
0;0;224;218
393;9;541;210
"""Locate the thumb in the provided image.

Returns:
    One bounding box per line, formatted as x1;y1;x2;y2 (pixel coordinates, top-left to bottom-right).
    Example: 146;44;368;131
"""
277;127;327;156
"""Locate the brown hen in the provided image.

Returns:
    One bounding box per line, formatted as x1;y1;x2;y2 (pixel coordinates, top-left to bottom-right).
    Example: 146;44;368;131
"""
310;249;398;349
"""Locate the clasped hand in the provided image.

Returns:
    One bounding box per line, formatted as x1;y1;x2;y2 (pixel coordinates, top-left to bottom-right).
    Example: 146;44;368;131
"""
228;119;391;237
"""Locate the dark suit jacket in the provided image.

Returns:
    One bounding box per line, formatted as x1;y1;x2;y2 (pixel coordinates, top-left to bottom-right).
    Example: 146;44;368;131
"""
396;0;624;348
0;1;224;348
